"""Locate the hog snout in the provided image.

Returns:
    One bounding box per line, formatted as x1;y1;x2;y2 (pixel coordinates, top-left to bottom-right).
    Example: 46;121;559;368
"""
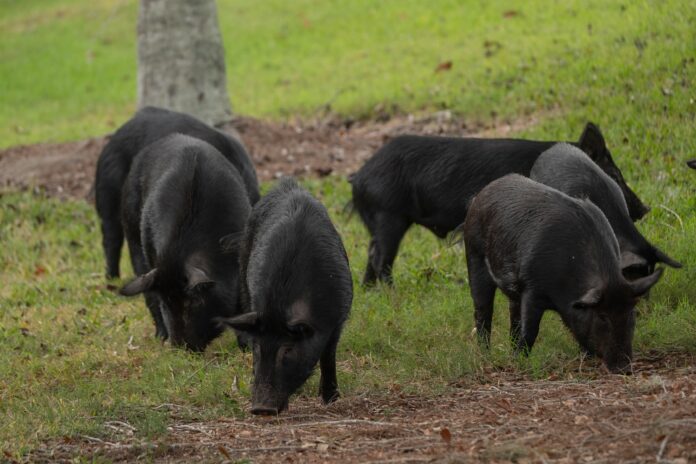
603;353;633;375
251;405;279;416
184;340;206;352
251;384;288;416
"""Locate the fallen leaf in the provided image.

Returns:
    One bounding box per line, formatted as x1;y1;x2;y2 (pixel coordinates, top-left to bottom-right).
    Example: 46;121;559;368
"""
440;427;452;444
34;265;46;276
503;10;519;18
435;61;453;73
218;445;231;459
314;166;333;177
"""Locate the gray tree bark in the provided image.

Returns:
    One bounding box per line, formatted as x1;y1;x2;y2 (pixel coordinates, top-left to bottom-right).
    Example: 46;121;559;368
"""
137;0;232;126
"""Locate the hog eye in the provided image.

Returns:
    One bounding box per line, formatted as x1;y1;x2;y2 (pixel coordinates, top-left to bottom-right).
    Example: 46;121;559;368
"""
597;313;611;324
287;323;314;339
281;345;293;357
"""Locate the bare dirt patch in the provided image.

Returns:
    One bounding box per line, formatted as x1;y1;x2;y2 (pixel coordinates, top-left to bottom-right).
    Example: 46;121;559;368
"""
27;353;696;463
0;111;548;200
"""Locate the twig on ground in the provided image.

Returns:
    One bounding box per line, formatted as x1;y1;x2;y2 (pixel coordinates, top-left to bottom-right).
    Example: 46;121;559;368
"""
658;204;683;230
656;435;669;462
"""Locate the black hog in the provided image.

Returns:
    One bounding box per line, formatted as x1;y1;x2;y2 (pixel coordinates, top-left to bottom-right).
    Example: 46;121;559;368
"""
219;178;353;415
688;159;696;169
462;174;663;373
119;134;251;350
95;106;259;279
350;122;648;285
530;143;681;278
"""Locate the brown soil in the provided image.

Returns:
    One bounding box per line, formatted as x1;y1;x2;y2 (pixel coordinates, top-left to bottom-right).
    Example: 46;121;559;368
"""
0;111;547;200
27;353;696;463
4;112;695;462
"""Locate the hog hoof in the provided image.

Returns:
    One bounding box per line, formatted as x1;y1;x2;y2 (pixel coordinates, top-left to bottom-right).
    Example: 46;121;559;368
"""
236;333;251;351
320;389;340;404
155;326;168;341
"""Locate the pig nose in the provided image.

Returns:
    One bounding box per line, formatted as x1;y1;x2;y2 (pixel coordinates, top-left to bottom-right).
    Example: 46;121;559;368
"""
605;359;633;375
251;405;279;416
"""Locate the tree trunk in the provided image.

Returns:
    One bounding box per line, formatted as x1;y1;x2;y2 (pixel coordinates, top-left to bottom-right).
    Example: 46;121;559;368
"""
137;0;232;126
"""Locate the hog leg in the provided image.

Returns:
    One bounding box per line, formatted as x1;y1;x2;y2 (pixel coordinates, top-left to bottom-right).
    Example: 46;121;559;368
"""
96;182;124;279
126;237;168;340
363;238;379;285
101;216;124;279
368;211;411;285
509;298;522;347
355;203;380;285
359;206;411;285
318;329;341;404
515;291;544;355
466;252;497;348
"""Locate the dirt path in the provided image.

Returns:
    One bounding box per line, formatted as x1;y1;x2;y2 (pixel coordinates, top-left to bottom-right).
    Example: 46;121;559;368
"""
0;111;547;200
27;353;696;463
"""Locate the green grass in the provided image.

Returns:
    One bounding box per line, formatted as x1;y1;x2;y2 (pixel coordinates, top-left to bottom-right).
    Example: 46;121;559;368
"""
1;0;695;147
2;176;695;455
1;0;696;458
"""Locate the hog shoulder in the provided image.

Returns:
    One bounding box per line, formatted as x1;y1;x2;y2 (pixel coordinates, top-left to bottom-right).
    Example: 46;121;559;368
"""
99;106;259;203
530;143;681;274
137;138;251;259
465;174;622;305
241;179;352;327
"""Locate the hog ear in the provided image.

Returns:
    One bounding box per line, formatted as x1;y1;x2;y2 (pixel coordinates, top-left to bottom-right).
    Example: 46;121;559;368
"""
629;267;664;298
185;264;214;292
120;268;158;296
687;159;696;169
219;231;245;254
652;247;682;269
578;122;607;162
216;312;259;332
572;287;603;309
620;251;647;271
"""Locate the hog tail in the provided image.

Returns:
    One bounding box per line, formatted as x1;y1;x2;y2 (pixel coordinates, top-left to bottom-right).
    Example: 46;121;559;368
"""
447;222;467;248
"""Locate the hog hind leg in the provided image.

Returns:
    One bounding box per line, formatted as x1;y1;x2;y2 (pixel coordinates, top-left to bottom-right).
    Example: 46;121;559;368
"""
509;298;522;347
466;252;497;348
369;211;411;285
96;179;125;279
354;203;379;285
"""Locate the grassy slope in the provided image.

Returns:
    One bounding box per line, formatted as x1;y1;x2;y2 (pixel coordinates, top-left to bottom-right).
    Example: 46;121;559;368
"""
1;0;694;146
1;0;696;456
